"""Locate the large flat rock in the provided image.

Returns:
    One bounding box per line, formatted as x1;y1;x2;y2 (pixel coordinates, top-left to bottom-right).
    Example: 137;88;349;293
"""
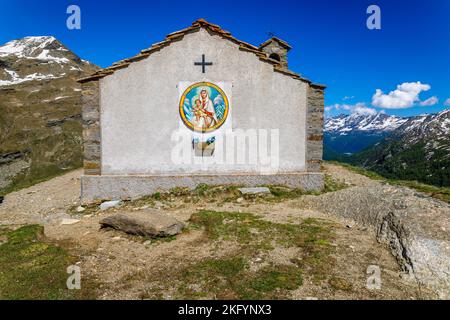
301;185;450;299
238;187;271;195
99;209;185;238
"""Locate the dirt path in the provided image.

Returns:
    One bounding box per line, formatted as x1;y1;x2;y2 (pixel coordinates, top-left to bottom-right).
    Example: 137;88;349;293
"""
323;163;381;187
0;169;82;225
0;165;438;299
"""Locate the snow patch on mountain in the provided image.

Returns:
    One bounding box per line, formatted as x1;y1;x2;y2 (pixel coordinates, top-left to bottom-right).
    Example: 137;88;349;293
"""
1;36;50;55
325;112;407;135
0;69;61;86
35;49;70;64
397;109;450;143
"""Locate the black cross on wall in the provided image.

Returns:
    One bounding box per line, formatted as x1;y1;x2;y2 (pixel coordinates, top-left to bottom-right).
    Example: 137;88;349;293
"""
194;54;213;73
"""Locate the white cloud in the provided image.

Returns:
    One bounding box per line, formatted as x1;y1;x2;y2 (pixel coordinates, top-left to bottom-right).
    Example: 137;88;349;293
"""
352;103;377;116
444;98;450;107
325;102;377;115
342;96;355;101
341;104;351;110
372;81;431;109
324;103;352;112
419;96;438;106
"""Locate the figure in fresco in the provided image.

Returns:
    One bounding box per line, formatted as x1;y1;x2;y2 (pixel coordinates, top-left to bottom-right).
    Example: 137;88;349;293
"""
193;99;204;128
198;89;218;128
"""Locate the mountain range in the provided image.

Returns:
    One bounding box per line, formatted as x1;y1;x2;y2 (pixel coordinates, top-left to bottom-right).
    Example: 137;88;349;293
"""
324;112;407;155
325;110;450;187
0;36;98;194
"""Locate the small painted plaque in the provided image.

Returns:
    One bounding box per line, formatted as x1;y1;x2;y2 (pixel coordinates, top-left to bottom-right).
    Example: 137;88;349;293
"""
179;82;229;133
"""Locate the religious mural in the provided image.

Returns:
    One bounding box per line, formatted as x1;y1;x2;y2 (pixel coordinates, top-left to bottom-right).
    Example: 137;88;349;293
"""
179;82;229;133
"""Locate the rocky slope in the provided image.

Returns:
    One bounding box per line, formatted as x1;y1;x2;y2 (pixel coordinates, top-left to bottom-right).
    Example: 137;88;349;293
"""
350;110;450;187
324;113;407;156
303;164;450;299
0;36;98;194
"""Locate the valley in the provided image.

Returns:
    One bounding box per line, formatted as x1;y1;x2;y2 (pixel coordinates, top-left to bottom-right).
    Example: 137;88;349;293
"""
324;110;450;187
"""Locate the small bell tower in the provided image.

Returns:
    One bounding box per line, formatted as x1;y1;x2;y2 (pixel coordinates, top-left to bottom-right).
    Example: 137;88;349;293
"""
259;37;291;68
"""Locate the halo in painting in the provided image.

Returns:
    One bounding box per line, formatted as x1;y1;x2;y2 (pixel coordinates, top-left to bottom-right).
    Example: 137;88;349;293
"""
179;82;229;132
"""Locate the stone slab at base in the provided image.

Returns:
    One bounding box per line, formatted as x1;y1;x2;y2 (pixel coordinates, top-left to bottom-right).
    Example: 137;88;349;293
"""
81;172;324;204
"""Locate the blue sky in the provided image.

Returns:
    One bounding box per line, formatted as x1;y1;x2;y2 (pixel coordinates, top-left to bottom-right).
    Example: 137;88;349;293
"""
1;0;449;118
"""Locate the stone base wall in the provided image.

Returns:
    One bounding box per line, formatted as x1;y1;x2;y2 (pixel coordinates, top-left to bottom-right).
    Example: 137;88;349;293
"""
81;172;324;204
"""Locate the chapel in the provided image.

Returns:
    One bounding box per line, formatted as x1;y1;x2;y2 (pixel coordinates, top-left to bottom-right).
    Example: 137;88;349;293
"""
78;19;325;203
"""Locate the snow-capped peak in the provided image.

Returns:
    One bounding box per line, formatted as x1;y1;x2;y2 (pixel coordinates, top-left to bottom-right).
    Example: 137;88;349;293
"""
0;36;69;62
325;112;407;135
1;36;53;55
0;35;95;87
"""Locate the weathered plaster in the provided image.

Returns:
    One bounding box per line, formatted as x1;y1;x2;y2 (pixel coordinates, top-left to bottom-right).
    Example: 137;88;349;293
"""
99;29;308;175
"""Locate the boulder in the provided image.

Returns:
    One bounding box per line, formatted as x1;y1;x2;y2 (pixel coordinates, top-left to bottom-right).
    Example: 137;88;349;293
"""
100;200;122;211
99;209;185;238
60;218;80;225
238;187;271;195
301;185;450;299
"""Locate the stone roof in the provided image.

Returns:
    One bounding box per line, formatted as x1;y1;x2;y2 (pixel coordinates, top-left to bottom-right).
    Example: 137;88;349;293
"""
78;19;325;88
259;37;292;50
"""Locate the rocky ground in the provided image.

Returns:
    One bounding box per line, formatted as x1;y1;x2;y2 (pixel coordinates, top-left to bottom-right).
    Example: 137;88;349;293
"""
0;163;448;300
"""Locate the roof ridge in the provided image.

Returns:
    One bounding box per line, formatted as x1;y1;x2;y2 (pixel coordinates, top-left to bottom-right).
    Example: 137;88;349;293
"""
259;37;292;50
78;19;321;87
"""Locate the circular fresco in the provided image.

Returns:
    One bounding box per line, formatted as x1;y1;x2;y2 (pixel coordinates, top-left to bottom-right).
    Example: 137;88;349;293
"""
179;82;229;132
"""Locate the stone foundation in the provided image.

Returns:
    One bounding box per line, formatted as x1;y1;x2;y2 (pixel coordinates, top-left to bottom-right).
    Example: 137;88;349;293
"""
81;172;324;204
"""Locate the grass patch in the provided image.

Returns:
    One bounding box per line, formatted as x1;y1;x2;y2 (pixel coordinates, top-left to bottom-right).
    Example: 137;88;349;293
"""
389;180;450;203
249;266;302;292
329;276;353;292
265;174;348;201
266;186;305;199
124;185;244;209
139;211;336;299
328;161;450;203
323;174;350;193
191;210;302;250
125;175;348;210
178;258;304;300
0;225;97;300
147;235;178;245
67;202;100;216
183;256;248;280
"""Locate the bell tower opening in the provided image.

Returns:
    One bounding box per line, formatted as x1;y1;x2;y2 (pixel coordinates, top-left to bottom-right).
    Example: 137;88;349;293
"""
269;53;281;62
259;37;291;68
